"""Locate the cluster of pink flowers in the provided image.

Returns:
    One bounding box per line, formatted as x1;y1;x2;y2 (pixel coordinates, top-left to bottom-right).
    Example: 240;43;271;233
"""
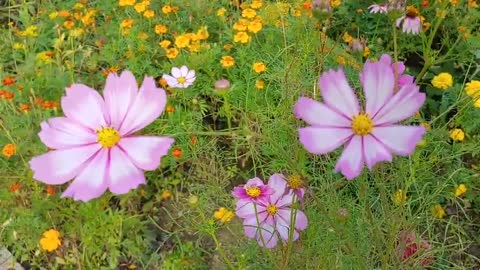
232;174;308;248
368;3;422;35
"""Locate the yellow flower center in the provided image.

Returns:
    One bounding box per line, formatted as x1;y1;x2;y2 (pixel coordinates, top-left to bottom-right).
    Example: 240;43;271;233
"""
351;114;373;135
177;76;186;84
287;175;303;189
246;186;261;198
97;127;121;148
266;204;278;215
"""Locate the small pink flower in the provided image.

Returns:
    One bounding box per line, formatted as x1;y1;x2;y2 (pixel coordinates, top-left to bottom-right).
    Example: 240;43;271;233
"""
294;54;426;180
162;65;196;88
396;230;434;267
232;177;273;203
29;71;174;202
396;7;422;35
368;3;388;14
235;174;308;248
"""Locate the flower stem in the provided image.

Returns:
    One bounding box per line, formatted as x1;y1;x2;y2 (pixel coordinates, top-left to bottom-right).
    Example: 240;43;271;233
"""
210;230;236;270
253;203;278;268
281;193;298;270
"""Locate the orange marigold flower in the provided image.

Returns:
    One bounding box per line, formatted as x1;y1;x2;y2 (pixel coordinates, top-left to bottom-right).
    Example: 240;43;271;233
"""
39;229;61;252
34;97;44;105
2;91;14;100
9;182;21;193
172;147;182;158
2;143;16;157
46;185;56;196
19;103;31;113
2;76;15;86
190;136;198;145
166;105;175;113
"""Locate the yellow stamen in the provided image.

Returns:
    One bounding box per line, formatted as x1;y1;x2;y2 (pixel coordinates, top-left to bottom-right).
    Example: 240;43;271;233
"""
177;76;186;84
287;175;303;190
97;127;121;148
266;204;278;215
351;114;373;135
246;186;261;198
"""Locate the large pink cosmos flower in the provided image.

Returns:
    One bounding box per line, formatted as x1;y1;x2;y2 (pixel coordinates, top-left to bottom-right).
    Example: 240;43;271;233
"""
232;177;274;203
294;54;426;180
235;174;308;248
29;71;174;202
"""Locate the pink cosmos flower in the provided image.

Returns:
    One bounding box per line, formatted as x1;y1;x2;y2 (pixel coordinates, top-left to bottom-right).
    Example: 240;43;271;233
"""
232;177;274;203
29;71;174;202
162;65;196;88
235;174;308;248
294;54;426;180
396;6;422;35
368;3;388;14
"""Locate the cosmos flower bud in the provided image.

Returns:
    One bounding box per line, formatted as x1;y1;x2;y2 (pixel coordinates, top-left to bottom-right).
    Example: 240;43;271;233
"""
214;79;231;95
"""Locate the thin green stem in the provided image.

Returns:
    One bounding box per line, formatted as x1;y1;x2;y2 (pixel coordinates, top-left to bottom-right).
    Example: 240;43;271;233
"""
281;193;298;270
211;231;236;270
253;203;279;268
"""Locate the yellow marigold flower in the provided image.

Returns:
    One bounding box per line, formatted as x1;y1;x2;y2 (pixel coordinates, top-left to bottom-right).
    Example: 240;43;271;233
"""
234;31;250;43
449;128;464;142
49;11;58;19
13;43;25;50
162;5;172;14
2;143;16;158
143;10;155;18
69;28;84;38
217;7;227;17
256;80;265;89
330;0;341;8
175;35;190;48
36;51;54;64
450;0;459;6
159;40;171;49
393;189;407;205
474;98;480;108
63;20;75;29
134;2;148;13
59;10;70;18
465;80;480;97
120;19;134;28
363;47;371;57
221;56;235;68
166;48;179;59
160;190;172;200
431;72;453;90
154;24;168;35
40;229;61;252
81;9;97;26
253;62;267;73
292;8;302;17
196;26;209;40
343;32;353;43
18;25;38;37
432;204;446;219
336;56;346;65
119;0;136;6
188;41;201;53
223;44;233;51
468;0;478;8
454;184;467;197
213;207;235;223
73;3;84;10
251;0;263;9
233;19;249;31
242;8;256;18
247;20;263;33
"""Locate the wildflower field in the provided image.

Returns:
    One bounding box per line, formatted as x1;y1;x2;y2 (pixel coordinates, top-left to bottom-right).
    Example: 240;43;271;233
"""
0;0;480;269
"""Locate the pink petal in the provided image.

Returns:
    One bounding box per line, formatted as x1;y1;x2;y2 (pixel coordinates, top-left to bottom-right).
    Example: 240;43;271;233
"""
162;74;177;86
118;136;174;171
119;77;167;135
246;177;264;187
294;97;351;127
275;192;294;208
372;126;425;156
29;144;101;185
243;212;267;238
334;136;364;180
276;212;300;242
360;59;394;117
267;174;287;203
171;67;181;77
107;147;146;194
278;208;308;231
38;117;97;149
180;66;188;76
61;149;109;202
62;84;109;130
373;84;425;125
318;68;359;118
256;221;277;248
236;200;261;218
103;71;138;130
363;135;393;170
298;127;353;155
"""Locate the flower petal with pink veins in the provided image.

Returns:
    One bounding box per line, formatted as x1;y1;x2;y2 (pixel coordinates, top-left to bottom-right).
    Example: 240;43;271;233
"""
277;208;308;231
360;59;394;117
334;135;364;180
62;84;109;130
38;117;97;149
318;68;360;118
29;144;101;185
267;174;287;203
118;136;174;171
171;67;182;77
61;148;109;202
103;71;138;130
298;127;353;155
236;200;262;218
373;84;425;125
363;134;393;170
107;147;146;194
294;97;351;127
372;126;425;156
243;212;268;238
119;77;167;135
256;221;278;248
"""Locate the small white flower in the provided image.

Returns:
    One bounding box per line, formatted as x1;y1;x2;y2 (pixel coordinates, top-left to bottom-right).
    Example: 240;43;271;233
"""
368;3;388;14
162;65;196;88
